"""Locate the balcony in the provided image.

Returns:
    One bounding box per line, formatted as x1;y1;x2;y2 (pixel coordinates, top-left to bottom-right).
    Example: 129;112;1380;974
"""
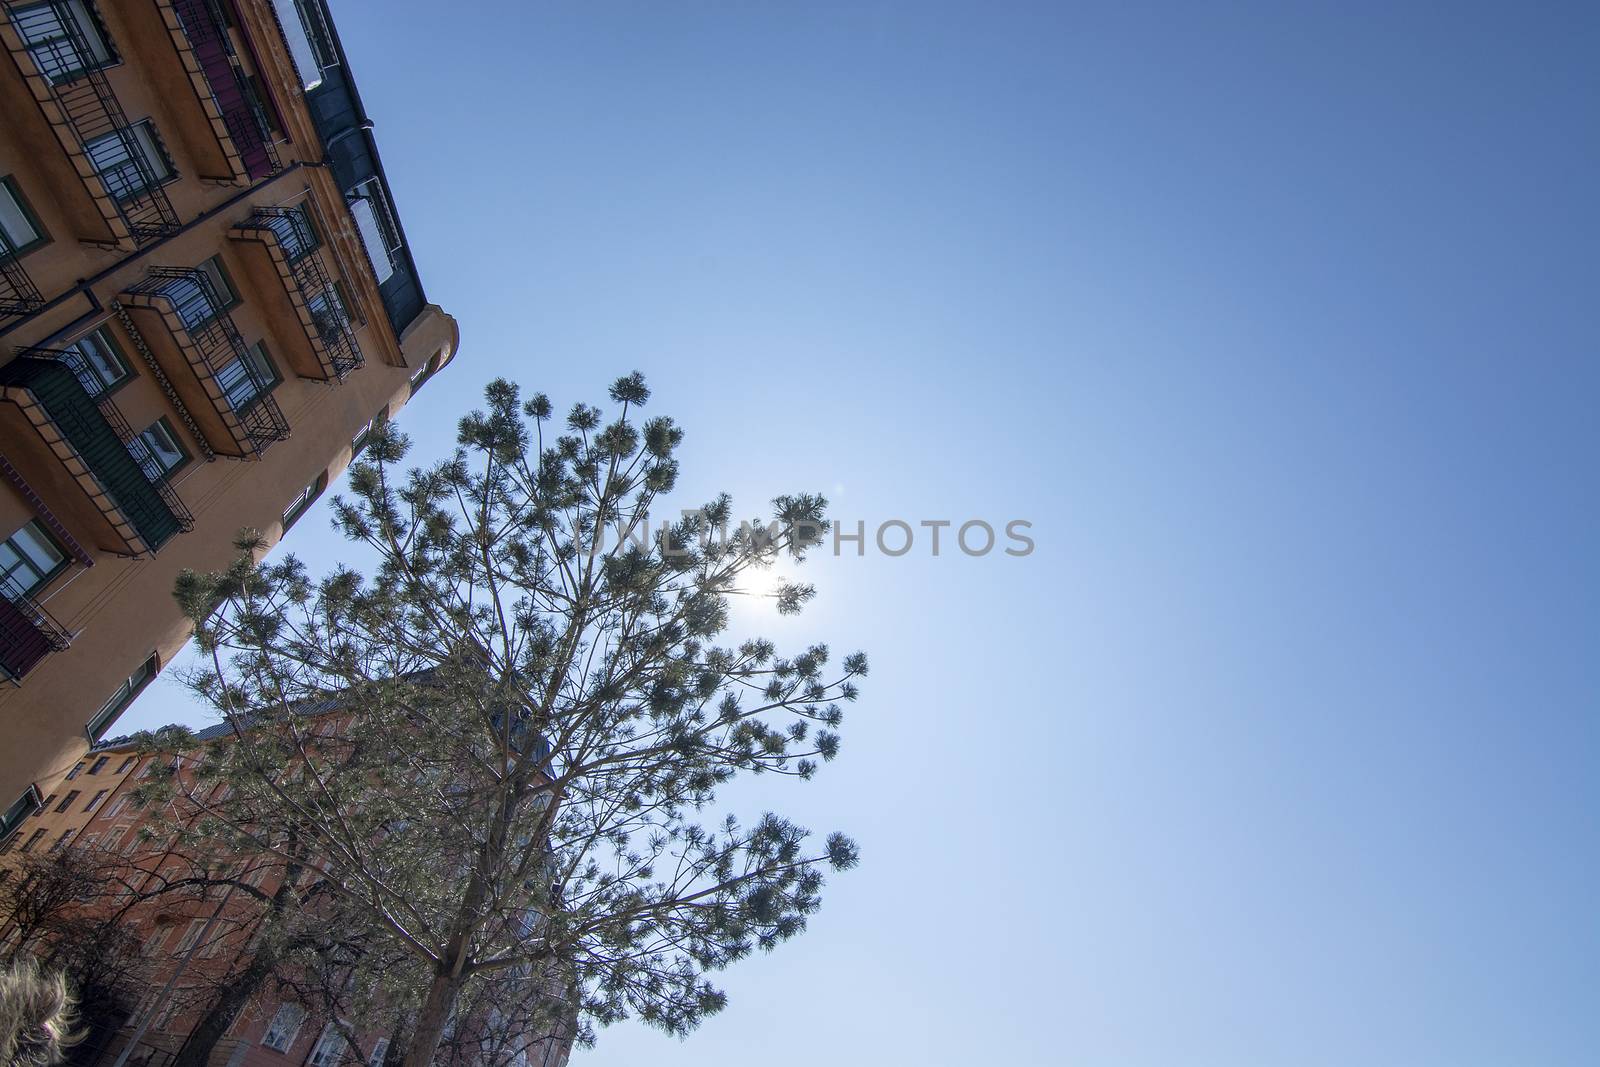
0;0;180;247
0;232;44;317
0;347;194;557
166;0;280;181
121;267;290;458
231;208;362;380
0;582;70;682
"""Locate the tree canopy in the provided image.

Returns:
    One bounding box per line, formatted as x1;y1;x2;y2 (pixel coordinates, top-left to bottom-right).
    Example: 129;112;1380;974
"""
154;373;867;1066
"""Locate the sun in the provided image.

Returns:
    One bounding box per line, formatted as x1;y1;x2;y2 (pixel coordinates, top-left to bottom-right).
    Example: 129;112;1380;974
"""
737;562;785;600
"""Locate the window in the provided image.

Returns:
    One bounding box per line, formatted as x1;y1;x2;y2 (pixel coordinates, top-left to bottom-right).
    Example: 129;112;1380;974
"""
65;762;84;781
262;1002;306;1052
47;829;74;853
87;755;109;775
172;917;208;954
278;204;319;261
84;789;107;812
61;327;130;397
55;790;79;813
18;828;47;853
198;255;238;310
347;181;399;284
217;341;278;413
116;756;135;773
143;925;169;955
153;997;182;1032
308;1023;350;1067
81;832;99;849
269;0;332;90
85;121;173;202
103;795;130;818
408;353;439;397
165;255;238;331
245;73;280;133
366;1037;389;1067
351;408;388;459
0;521;67;600
306;284;348;342
0;176;46;254
281;472;327;531
38;795;55;812
0;789;42;847
128;417;189;481
11;0;114;83
197;927;226;958
87;654;157;742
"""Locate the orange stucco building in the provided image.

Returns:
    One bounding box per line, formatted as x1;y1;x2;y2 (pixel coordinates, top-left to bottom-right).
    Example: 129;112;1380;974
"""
0;0;457;833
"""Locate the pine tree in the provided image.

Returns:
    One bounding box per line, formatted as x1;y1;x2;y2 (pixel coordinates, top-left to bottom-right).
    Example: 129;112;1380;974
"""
157;374;866;1067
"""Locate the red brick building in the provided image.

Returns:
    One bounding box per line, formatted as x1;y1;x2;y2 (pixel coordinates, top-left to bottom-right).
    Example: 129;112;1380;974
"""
3;720;574;1067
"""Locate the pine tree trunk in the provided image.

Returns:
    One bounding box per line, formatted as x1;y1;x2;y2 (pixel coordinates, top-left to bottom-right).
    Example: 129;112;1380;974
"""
400;966;469;1067
170;950;276;1067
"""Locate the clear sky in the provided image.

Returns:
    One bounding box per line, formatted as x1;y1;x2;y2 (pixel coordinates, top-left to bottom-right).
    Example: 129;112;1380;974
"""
121;2;1599;1064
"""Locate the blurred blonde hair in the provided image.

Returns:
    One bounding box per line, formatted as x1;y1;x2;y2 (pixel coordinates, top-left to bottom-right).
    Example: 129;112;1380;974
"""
0;961;79;1067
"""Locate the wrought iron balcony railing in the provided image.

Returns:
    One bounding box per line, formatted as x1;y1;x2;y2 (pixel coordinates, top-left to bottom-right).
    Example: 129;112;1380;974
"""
47;344;197;532
0;347;193;553
169;0;280;180
125;267;290;455
236;208;363;379
0;230;44;317
0;577;71;682
2;1;181;245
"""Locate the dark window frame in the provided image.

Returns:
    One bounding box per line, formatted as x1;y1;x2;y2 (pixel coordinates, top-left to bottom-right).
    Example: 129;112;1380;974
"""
350;406;388;458
86;654;158;743
10;0;121;85
0;519;71;600
84;119;177;204
133;416;192;480
407;352;440;398
64;325;134;399
281;471;328;531
0;174;49;256
0;785;43;844
219;339;282;416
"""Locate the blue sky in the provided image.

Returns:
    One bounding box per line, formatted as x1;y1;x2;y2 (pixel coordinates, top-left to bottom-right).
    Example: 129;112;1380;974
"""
123;2;1599;1063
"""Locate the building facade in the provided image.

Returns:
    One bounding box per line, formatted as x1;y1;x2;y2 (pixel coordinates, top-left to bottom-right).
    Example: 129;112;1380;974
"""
0;723;574;1067
0;0;458;831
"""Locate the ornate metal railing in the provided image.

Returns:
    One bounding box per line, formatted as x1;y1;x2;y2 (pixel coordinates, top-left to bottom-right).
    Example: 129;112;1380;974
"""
0;578;71;682
169;0;280;179
3;1;180;244
236;208;363;378
124;268;290;455
0;230;44;316
30;344;196;534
